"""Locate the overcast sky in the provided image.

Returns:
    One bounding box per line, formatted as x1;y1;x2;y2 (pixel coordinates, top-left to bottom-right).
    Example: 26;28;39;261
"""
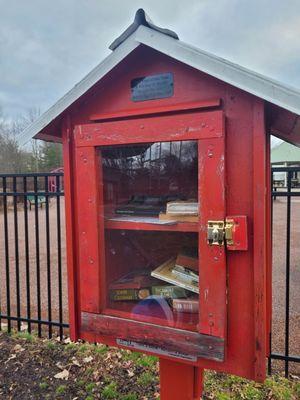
1;0;300;120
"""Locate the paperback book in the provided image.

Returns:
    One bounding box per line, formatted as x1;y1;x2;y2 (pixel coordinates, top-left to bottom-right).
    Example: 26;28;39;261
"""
151;258;199;294
166;201;198;216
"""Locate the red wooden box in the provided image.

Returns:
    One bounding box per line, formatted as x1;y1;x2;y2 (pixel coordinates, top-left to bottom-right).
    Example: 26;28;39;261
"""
22;10;300;390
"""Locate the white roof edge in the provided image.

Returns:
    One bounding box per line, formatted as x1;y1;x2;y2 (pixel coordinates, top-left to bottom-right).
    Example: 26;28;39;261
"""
18;33;140;145
135;26;300;115
19;24;300;145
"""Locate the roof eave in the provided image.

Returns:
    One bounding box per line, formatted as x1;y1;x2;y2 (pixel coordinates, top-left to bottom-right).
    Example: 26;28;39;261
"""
18;24;300;146
134;26;300;116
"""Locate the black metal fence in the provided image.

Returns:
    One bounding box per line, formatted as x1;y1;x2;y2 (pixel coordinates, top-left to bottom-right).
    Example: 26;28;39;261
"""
268;166;300;376
0;172;68;339
0;170;299;375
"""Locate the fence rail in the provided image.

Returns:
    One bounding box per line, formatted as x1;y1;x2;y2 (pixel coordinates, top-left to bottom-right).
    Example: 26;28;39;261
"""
0;170;299;376
268;166;300;376
0;172;67;339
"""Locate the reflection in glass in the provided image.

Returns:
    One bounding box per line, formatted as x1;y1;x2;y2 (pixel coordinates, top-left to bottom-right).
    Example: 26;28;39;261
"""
99;141;199;332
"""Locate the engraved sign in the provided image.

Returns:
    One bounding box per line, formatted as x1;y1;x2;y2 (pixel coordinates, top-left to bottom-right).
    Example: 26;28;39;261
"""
131;72;174;102
116;338;197;362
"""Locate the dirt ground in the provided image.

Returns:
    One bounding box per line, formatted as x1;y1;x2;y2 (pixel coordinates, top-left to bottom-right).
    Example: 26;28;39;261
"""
0;332;299;400
0;197;299;373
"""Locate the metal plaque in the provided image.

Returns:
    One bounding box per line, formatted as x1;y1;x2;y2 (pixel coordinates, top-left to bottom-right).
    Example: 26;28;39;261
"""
131;72;174;102
116;338;197;362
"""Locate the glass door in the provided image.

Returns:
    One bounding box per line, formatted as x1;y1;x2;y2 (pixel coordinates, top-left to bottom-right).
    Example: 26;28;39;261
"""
100;140;199;332
74;110;226;361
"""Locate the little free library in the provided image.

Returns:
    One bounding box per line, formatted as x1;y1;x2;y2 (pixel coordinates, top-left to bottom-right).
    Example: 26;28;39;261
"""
20;9;300;400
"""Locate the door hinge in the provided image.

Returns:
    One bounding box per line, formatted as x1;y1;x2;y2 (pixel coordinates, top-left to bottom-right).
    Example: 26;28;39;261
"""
207;216;248;250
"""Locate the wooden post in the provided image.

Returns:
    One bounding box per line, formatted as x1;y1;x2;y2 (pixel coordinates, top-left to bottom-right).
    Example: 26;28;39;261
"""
159;359;203;400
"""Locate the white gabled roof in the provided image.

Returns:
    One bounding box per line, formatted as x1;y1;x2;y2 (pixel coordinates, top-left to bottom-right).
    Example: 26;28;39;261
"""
19;21;300;145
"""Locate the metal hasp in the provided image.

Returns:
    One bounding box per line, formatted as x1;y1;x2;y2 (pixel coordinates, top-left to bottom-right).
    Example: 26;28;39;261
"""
207;216;248;250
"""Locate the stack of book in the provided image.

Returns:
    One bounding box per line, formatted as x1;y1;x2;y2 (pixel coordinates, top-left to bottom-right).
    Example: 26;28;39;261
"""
109;270;188;301
109;247;199;314
159;200;198;222
109;270;157;301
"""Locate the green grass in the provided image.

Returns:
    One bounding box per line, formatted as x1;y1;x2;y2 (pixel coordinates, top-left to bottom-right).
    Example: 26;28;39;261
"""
56;385;67;395
76;379;86;388
78;343;90;353
121;350;142;362
120;394;138;400
135;355;157;368
120;351;157;369
65;342;77;351
85;382;97;393
203;371;299;400
94;344;109;354
136;371;155;386
39;382;49;390
46;341;56;350
215;394;231;400
295;382;300;398
102;382;119;399
13;331;36;342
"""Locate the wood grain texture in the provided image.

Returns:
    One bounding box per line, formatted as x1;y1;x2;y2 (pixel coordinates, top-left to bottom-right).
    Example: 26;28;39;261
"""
198;132;227;339
75;145;104;313
74;110;224;147
62;116;79;341
252;99;267;382
81;312;225;362
90;98;221;121
159;359;204;400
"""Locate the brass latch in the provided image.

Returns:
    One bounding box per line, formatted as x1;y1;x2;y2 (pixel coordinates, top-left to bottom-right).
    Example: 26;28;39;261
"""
207;220;234;246
207;216;248;250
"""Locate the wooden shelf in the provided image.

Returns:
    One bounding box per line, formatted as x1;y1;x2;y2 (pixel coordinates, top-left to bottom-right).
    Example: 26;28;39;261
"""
103;306;199;333
105;218;198;232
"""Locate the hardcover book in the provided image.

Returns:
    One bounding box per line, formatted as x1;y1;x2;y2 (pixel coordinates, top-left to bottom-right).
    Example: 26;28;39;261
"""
151;258;199;294
172;298;199;313
151;285;188;299
110;288;151;301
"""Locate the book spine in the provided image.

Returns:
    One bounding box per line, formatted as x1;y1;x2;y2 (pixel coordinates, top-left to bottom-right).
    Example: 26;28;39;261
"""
152;285;187;298
110;288;150;301
172;299;199;313
151;271;199;294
